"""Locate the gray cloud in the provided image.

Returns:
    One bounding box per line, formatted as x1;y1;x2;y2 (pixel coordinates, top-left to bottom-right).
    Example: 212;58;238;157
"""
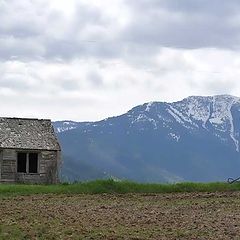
130;0;240;15
0;0;47;37
0;0;120;60
87;71;104;87
1;0;240;62
0;76;30;90
125;0;240;49
202;78;237;94
58;78;80;91
0;1;240;121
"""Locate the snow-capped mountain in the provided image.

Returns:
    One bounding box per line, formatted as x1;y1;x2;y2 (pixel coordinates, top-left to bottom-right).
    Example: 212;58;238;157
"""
127;94;240;151
54;95;240;182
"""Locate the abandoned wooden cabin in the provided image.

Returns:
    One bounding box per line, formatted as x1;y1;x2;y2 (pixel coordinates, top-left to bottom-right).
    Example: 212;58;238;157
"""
0;117;61;184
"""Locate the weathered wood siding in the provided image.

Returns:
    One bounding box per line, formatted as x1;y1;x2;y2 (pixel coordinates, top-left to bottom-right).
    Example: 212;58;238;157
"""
0;149;60;184
39;150;60;184
1;149;16;182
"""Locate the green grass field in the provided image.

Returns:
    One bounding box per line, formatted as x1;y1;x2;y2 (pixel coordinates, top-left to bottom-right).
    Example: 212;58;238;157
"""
0;179;240;197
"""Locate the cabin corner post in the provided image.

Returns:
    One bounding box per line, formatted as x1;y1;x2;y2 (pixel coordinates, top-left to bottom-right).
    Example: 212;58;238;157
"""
56;150;61;184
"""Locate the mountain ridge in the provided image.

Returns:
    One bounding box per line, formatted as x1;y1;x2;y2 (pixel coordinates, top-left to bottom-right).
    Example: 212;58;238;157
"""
54;94;240;182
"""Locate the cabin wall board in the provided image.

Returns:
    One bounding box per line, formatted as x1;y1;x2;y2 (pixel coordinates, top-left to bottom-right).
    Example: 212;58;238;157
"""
0;149;60;184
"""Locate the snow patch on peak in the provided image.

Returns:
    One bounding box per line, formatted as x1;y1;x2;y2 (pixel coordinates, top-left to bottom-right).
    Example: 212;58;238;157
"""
131;113;158;129
214;94;240;102
132;114;148;123
185;94;239;103
167;108;184;125
170;95;240;151
180;97;211;129
169;133;180;142
62;121;72;125
56;121;78;133
210;96;239;151
210;95;234;124
167;105;198;129
145;102;154;112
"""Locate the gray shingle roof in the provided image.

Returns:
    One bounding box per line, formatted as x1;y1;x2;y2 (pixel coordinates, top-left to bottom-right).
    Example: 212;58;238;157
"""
0;118;61;150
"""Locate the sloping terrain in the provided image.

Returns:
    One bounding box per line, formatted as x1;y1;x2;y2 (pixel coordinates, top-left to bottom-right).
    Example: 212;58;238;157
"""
1;192;240;239
54;95;240;182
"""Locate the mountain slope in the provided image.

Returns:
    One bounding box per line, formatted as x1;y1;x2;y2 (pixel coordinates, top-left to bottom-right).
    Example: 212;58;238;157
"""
54;95;240;182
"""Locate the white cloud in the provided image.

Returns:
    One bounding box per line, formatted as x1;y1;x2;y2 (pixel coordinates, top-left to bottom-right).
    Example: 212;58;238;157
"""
0;48;239;121
0;0;240;121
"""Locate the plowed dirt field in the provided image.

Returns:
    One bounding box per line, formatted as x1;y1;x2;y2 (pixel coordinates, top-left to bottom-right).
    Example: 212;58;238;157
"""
1;192;240;239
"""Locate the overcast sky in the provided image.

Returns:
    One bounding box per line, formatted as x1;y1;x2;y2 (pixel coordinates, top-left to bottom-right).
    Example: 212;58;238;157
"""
1;0;240;121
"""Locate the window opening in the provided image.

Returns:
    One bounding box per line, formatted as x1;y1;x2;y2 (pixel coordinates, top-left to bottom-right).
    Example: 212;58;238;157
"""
17;152;38;174
17;152;27;173
29;153;38;173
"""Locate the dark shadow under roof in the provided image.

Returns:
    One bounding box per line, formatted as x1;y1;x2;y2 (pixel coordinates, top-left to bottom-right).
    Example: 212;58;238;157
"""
0;118;60;151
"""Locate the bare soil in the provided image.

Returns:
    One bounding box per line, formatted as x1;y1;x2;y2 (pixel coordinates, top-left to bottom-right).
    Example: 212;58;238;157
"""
1;192;240;239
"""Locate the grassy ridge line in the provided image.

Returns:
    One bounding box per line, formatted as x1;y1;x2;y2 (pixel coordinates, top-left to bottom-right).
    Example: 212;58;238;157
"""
0;179;239;197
